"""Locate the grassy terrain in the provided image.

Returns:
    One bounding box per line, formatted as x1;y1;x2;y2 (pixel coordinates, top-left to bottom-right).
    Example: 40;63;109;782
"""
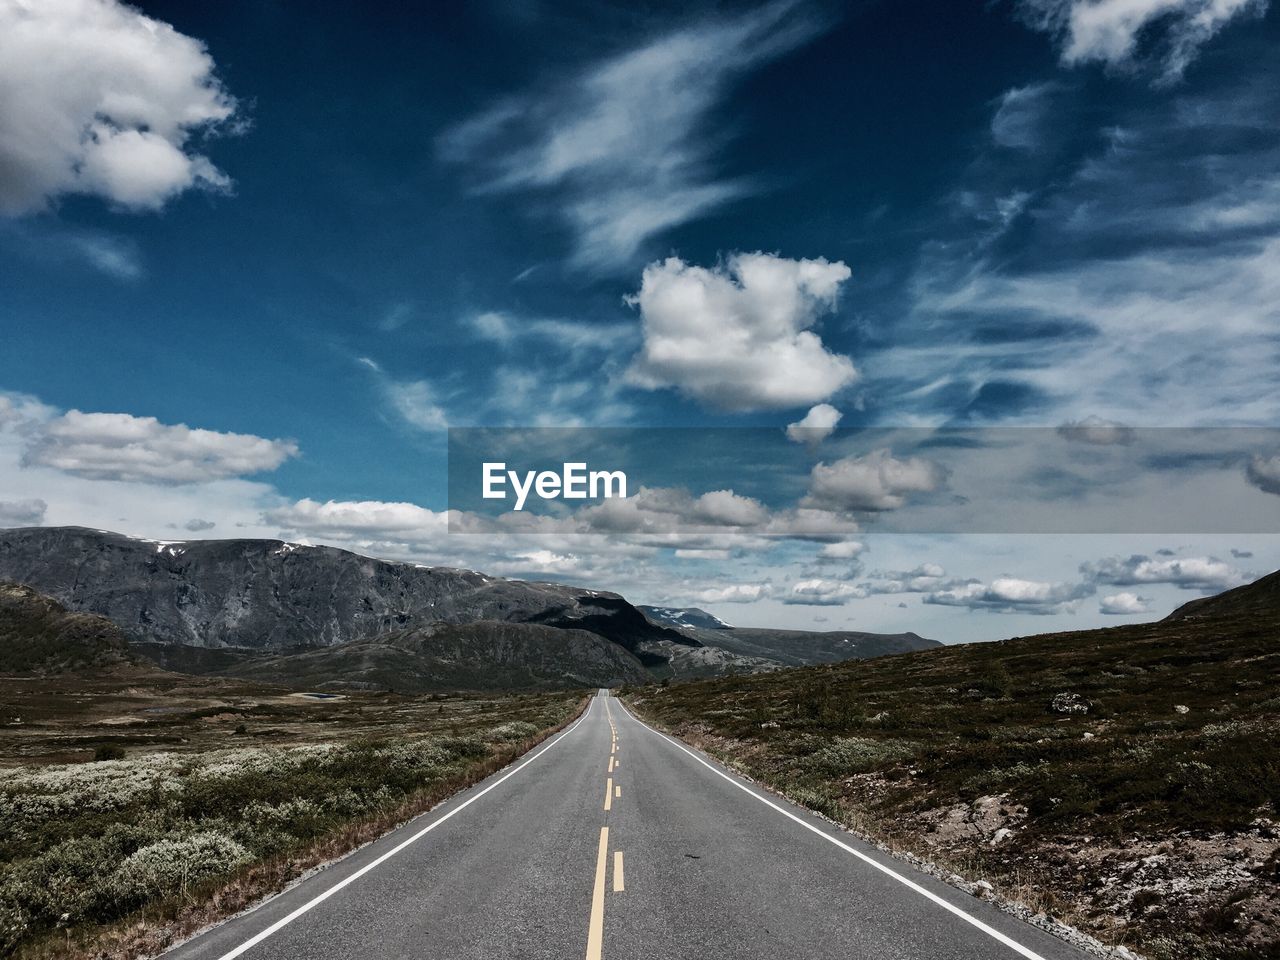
0;674;584;959
625;577;1280;960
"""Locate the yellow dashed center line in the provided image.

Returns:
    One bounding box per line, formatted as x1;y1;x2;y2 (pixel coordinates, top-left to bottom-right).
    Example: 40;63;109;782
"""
585;826;608;960
613;851;625;892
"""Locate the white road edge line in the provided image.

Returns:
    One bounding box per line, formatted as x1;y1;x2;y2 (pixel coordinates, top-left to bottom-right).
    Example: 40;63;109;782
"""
613;700;1052;960
207;698;598;960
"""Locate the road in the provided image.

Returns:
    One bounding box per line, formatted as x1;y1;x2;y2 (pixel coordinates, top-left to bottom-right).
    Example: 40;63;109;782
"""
165;690;1093;960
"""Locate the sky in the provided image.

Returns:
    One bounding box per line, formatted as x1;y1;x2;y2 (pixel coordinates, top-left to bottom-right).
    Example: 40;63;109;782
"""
1;0;1279;643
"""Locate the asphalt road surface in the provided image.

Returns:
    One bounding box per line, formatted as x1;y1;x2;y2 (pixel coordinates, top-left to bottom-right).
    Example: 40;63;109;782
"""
164;691;1094;960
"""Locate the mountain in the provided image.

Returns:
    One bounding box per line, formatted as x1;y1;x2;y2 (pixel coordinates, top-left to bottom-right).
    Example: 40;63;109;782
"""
639;605;733;630
691;626;940;667
137;621;649;693
1164;568;1280;622
0;580;137;674
0;527;940;688
636;603;940;671
0;527;690;665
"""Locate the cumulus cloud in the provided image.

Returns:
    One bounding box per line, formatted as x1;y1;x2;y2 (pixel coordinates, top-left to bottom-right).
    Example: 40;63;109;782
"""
803;449;946;512
438;2;825;271
817;540;865;560
1081;554;1247;590
0;498;46;526
625;253;857;411
0;0;238;215
1099;591;1151;614
183;518;215;532
782;578;866;606
786;403;842;445
262;498;449;541
1246;453;1280;495
692;583;771;604
1017;0;1265;82
863;563;955;594
1057;416;1135;445
21;411;297;484
925;576;1094;613
577;486;771;535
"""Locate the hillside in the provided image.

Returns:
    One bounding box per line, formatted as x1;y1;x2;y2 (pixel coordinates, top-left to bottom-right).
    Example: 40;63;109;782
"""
1165;568;1280;623
626;572;1280;960
638;603;941;672
0;581;139;675
0;527;690;664
136;621;649;692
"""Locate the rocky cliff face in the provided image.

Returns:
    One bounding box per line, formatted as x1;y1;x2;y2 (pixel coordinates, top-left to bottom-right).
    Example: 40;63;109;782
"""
0;527;689;658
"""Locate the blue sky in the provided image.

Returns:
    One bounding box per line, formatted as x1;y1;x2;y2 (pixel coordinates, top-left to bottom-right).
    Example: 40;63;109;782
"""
2;0;1279;642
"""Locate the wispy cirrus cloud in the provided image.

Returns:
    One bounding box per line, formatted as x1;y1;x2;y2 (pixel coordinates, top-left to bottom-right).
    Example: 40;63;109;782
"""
438;1;828;272
1016;0;1266;83
882;56;1280;428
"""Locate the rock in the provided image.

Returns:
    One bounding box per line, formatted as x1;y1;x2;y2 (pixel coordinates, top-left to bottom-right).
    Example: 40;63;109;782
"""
1175;704;1190;714
1050;692;1090;714
992;827;1015;844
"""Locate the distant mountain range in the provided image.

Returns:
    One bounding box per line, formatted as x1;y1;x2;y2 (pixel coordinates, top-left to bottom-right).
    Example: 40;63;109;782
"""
639;605;734;631
0;526;939;690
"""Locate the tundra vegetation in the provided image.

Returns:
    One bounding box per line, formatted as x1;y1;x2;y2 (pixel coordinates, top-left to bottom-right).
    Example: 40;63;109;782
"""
0;675;581;959
625;588;1280;960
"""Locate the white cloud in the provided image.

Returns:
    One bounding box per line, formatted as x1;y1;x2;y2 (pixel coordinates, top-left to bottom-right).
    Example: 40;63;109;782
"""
0;498;46;526
1057;416;1135;445
692;583;771;604
626;253;857;411
576;486;770;534
863;563;954;594
817;540;865;560
803;449;946;512
1246;453;1280;495
438;2;825;270
786;403;842;445
510;549;584;576
1082;553;1247;590
782;578;866;606
1017;0;1265;82
20;410;297;484
1099;591;1151;614
0;0;237;215
925;576;1093;613
262;498;449;540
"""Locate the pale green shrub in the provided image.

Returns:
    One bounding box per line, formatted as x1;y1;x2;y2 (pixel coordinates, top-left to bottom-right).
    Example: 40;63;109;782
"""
803;737;916;776
107;831;250;911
